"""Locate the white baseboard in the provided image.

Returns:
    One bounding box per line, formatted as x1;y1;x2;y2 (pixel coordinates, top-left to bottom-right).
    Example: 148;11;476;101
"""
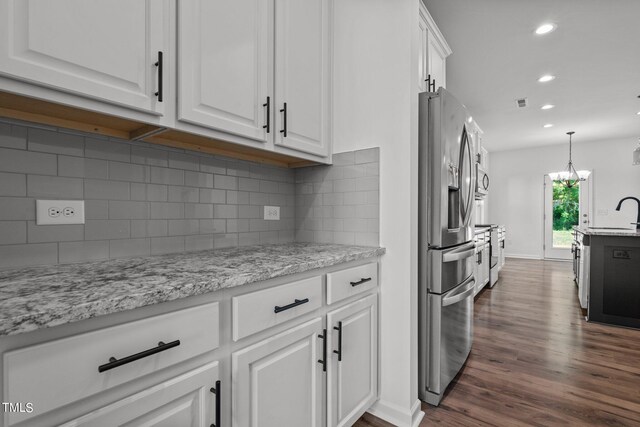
505;253;542;260
368;398;423;427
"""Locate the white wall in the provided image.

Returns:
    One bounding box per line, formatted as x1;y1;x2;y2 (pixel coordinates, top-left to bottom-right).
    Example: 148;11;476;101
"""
488;137;640;258
333;0;422;425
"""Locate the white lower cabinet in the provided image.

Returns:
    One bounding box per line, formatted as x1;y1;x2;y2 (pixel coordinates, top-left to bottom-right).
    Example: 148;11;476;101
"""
326;294;378;427
232;317;325;427
1;260;380;427
60;361;220;427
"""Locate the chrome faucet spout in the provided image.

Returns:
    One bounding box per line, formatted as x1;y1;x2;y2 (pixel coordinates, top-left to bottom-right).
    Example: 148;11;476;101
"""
615;197;640;230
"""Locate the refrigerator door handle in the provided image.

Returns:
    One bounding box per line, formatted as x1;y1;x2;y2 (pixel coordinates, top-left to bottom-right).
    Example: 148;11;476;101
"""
442;242;476;263
442;276;476;307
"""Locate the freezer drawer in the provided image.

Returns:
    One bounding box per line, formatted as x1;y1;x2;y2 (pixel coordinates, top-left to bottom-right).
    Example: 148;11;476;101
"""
423;275;474;405
428;242;475;294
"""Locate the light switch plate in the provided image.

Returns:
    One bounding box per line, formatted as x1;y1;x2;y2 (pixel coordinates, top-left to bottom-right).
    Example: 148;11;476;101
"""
264;206;280;220
36;200;85;225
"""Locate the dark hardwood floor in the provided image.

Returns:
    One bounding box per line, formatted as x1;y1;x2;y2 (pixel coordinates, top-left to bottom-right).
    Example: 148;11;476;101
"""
356;258;640;426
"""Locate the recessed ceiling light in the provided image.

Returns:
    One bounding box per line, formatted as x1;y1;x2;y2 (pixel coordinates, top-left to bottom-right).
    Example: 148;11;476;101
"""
535;23;556;35
541;104;555;110
544;124;554;128
538;75;555;83
637;111;640;115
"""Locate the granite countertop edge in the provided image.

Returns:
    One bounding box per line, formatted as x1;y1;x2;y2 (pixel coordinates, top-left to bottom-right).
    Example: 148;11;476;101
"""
0;243;385;337
573;226;640;237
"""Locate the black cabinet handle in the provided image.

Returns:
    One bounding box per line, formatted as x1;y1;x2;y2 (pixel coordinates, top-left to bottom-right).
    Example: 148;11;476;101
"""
280;102;287;137
263;96;270;133
333;321;343;362
209;380;221;427
154;51;163;102
318;329;327;372
274;298;309;313
476;251;482;265
98;340;180;372
426;74;436;91
350;277;372;287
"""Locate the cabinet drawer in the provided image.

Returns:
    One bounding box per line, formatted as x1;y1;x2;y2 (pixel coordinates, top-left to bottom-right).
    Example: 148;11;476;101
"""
327;262;378;305
232;276;322;341
3;302;219;426
59;361;219;427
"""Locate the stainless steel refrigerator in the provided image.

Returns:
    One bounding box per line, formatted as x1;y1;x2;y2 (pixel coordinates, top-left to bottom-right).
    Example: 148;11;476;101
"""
418;88;476;406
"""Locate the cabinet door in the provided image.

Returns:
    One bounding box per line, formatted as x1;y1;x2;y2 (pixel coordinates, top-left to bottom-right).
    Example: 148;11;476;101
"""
232;317;324;427
60;361;220;427
0;0;169;115
327;294;378;427
178;0;271;142
473;249;481;295
483;246;490;286
273;0;330;157
426;31;447;91
418;8;429;92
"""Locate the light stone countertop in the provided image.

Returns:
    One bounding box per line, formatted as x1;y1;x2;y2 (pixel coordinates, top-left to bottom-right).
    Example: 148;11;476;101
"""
574;226;640;237
0;243;385;337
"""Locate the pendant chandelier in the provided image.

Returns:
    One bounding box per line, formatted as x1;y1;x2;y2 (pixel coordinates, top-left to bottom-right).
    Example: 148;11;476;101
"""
549;131;587;188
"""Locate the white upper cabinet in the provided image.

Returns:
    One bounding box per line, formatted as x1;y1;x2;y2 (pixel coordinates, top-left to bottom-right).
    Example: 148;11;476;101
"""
178;0;272;143
0;0;170;116
418;2;451;92
178;0;331;159
273;0;331;157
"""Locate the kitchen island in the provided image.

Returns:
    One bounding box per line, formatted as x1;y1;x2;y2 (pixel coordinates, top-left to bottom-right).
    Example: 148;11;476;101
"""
573;226;640;329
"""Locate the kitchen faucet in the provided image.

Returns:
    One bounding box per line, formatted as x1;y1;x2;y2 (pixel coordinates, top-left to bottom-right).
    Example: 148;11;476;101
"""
615;196;640;230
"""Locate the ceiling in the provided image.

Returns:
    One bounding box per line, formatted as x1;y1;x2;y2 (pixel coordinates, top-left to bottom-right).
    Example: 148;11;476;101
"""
424;0;640;152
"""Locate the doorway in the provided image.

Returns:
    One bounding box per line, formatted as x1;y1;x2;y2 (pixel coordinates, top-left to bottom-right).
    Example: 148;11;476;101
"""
543;173;592;260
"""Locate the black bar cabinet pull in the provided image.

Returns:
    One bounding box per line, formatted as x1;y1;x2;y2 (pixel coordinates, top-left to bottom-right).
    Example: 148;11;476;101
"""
280;102;287;137
154;51;163;102
318;329;327;372
98;340;180;372
350;277;372;287
263;96;270;133
274;298;309;313
333;321;343;362
209;380;221;427
430;78;436;91
425;74;431;86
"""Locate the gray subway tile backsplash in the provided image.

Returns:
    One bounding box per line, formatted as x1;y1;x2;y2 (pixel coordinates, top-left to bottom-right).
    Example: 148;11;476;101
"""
294;147;379;246
59;240;109;264
0;118;379;268
0;148;57;175
0;172;26;197
28;128;84;157
0;123;27;150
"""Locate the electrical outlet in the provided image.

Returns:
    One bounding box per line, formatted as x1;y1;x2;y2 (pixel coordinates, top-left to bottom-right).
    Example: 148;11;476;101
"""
264;205;280;221
36;200;85;225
